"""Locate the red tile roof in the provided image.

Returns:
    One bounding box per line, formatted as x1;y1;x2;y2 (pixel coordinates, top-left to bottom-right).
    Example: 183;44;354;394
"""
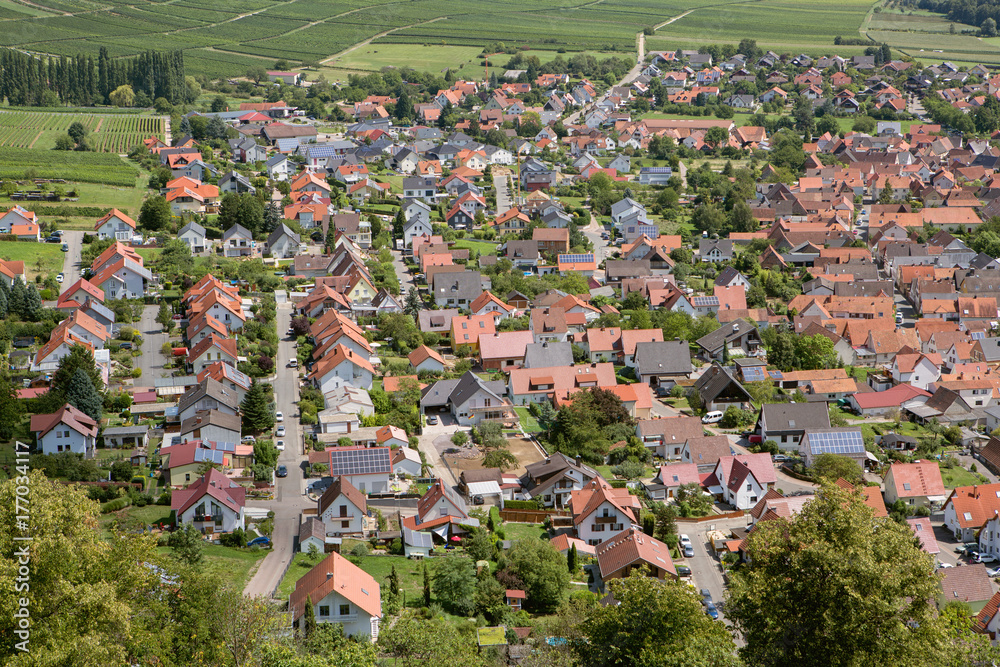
29;403;97;439
289;551;382;621
887;461;946;499
595;527;676;579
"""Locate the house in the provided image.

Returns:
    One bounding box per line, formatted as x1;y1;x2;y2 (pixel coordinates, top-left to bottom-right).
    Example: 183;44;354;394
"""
93;208;137;241
30;404;98;458
289;552;382;641
757;402;832;452
177;221;208;253
712;453;777;509
318;476;368;535
219;171;256;195
939;564;995;614
633;340;692;389
309;344;375;393
943;482;1000;542
171;468;246;534
533;227;571;255
392;446;422;477
521;452;599;508
433;270;483;308
408;345;446;373
266;154;292;181
401;479;475;540
298;517;327;554
799;428;868;468
101;425;149;451
222;224;254;257
644;462;701;501
267;223;301;259
695;319;761;361
402;527;434;558
595;528;676;586
693;363;752;412
186;334;238;375
450;314;497;354
479;330;534;371
699;239;734;262
177;378;240;423
572;478;641;546
179;410;241;446
636;416;704;459
508;362;618;405
883;461;947;509
325;446;391;494
422;370;512;427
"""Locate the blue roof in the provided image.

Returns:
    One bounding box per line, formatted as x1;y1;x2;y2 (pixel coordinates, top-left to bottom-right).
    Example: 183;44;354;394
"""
641;167;673;174
805;430;865;455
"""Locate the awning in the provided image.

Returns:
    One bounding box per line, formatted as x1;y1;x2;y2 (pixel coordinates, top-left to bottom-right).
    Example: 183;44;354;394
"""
431;524;450;539
707;485;724;495
927;495;947;503
865;451;880;462
466;481;503;497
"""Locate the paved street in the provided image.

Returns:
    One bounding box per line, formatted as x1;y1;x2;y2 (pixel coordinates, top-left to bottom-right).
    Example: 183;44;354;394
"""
493;171;513;215
137;304;169;382
60;230;83;284
244;299;309;597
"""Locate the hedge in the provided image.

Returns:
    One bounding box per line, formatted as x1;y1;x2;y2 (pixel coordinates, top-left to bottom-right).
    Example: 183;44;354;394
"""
101;497;131;514
503;499;541;510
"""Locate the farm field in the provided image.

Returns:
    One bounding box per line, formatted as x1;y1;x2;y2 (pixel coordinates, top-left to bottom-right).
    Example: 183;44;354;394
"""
0;241;66;280
0;146;142;187
0;110;164;152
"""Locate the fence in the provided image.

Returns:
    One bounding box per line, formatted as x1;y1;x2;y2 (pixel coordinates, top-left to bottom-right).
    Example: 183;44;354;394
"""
500;508;571;523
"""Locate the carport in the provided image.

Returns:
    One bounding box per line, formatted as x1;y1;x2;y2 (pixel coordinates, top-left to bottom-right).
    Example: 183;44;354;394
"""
466;480;504;508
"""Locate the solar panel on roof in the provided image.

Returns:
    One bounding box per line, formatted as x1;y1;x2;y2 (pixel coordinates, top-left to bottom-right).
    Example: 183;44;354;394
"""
769;370;784;379
742;366;768;381
194;448;225;465
807;430;865;455
692;296;719;306
214;442;236;453
329;448;391;476
558;253;594;264
971;331;986;340
642;167;673;173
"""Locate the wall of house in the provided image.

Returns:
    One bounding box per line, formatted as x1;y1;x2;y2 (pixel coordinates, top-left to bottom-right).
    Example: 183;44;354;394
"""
944;503;977;542
320;496;366;534
313;590;380;641
39;428;92;456
726;476;765;509
179;498;244;533
343;472;388;494
578;501;630;546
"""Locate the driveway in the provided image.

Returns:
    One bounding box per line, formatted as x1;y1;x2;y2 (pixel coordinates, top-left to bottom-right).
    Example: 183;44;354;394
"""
243;299;309;598
417;411;463;489
493;171;513;215
60;230;83;284
137;304;169;383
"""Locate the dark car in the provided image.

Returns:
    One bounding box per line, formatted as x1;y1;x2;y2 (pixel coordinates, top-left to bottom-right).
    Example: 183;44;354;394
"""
276;465;288;478
700;589;712;603
45;235;60;243
675;565;692;578
61;243;69;252
705;602;719;620
248;536;271;547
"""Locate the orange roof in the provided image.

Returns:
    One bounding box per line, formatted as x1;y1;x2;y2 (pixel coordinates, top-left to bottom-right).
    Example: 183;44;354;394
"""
888;461;945;499
289;552;381;621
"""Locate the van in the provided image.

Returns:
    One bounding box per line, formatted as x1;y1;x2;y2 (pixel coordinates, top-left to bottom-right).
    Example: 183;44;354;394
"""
702;411;724;424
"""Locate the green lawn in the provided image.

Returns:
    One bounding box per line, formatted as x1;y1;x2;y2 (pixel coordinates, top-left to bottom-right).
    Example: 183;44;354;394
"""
279;553;434;607
503;522;549;543
157;544;268;590
453;238;498;256
136;248;163;263
514;407;541;433
941;465;987;489
0;240;64;279
596;464;657;480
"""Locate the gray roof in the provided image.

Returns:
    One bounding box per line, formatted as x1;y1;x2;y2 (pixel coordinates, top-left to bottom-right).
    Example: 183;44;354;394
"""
177;221;206;238
976;337;1000;362
418;308;460;332
523;342;573;368
180;409;242;436
102;425;149;437
634;340;692;375
433;271;482;302
523;452;597;483
421;379;461;409
699;239;735;256
760;402;831;433
694;363;751;405
177;378;241;415
403;527;433;548
605;259;651;280
265;154;287;167
449;371;506;410
267;223;300;247
222;224;252;241
696;319;757;354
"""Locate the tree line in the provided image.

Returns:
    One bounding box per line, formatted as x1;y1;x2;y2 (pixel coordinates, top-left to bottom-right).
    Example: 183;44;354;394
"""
0;47;186;108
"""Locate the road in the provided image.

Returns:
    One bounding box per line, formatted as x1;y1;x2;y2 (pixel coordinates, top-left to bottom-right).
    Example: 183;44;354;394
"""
244;299;309;598
136;304;169;383
679;516;747;642
493;170;513;215
60;230;83;284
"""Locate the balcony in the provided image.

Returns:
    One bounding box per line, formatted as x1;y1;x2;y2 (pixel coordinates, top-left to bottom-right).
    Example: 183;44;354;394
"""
193;514;223;524
594;515;618;524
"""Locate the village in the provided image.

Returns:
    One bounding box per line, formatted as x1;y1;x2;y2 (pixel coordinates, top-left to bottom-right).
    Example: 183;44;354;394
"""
13;39;1000;661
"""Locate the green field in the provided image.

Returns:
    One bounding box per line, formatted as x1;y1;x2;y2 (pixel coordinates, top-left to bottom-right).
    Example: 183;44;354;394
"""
0;240;66;279
157;544;268;590
0;147;141;186
0;110;164;152
277;553;432;606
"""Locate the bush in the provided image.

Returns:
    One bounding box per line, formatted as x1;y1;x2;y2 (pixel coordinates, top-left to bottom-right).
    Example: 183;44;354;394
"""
101;497;131;513
504;500;540;510
156;489;172;505
350;542;370;557
389;538;403;555
219;528;248;548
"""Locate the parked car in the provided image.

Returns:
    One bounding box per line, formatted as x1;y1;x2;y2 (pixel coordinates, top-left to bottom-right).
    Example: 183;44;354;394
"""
987;566;1000;577
679;534;692;547
287;360;298;368
702;411;724;424
683;544;694;558
247;536;271;547
275;411;283;422
242;435;256;443
45;235;60;243
61;243;69;252
700;589;712;603
705;602;719;620
427;414;439;425
774;454;789;462
976;553;998;564
276;440;285;451
961;543;980;556
275;465;287;478
55;272;64;283
276;426;285;437
937;562;955;569
675;565;692;578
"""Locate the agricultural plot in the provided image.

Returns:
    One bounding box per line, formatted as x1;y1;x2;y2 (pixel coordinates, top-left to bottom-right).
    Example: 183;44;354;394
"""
0;147;140;186
0;111;163;152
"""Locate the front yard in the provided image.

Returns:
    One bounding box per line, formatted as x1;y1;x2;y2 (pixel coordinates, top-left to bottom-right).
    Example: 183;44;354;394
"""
277;552;434;608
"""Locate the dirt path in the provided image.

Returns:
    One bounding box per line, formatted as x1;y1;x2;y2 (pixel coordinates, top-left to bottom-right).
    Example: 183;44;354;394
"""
320;16;448;65
27;129;42;149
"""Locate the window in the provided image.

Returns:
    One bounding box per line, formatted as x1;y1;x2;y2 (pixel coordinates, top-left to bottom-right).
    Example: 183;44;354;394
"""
746;483;752;491
342;520;350;528
749;496;757;504
339;604;351;616
319;606;330;617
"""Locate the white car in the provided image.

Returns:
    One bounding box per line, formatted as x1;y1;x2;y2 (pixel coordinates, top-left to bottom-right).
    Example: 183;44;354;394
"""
276;425;285;437
56;273;64;283
679;534;692;547
937;562;955;569
276;411;283;422
241;435;256;443
276;440;285;451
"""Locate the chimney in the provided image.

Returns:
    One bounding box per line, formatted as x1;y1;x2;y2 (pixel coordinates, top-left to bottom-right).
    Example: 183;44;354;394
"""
327;573;334;580
575;455;582;467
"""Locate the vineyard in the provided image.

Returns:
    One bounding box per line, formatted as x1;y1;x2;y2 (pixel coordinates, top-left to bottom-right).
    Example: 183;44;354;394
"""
0;111;163;153
0;147;140;187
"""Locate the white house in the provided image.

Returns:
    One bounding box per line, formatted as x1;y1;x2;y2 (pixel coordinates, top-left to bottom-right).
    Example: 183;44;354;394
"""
711;454;777;509
407;345;446;373
318;476;367;535
298;517;327;553
177;221;208;253
309;344;375;393
571;478;640;547
392;447;422;477
222;224;254;258
376;425;409;449
93;208;137;241
403;216;433;248
290;552;382;641
267;223;301;259
891;353;942;391
266;154;293;181
171;468;246;534
30;404;98;458
980;513;1000;561
325;446;392;494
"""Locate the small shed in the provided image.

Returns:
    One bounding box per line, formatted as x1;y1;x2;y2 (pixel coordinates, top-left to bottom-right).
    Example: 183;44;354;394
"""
505;589;526;611
103;425;150;450
299;517;326;553
403;527;433;558
466;480;504;508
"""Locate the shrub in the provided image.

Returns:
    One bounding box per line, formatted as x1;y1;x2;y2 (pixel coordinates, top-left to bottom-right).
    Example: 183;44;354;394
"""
504;500;540;510
350;542;370;557
101;497;130;513
219;528;248;548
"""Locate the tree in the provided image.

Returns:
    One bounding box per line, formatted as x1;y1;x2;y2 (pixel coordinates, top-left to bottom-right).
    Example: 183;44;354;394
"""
55;134;75;150
704;126;729;149
879;177;894;204
728;482;958;666
219;192;265;237
577;572;739;667
727;200;758;233
852;115;876;134
109;84;136;107
156;302;174;333
567;543;578;572
241;380;275;432
23;284;41;321
247;65;268;83
984;17;998;37
139;195;171;231
211;587;282;667
66;367;103;422
404;287;422;318
303;595;317;638
483;448;518;471
109;460;133;482
384;566;402;615
432;556;477;615
68;121;87;145
423;562;431;606
395;91;414;121
168;522;204;565
465;527;494;562
652;502;678;543
0;374;24;440
504;538;569;612
810;452;864;484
